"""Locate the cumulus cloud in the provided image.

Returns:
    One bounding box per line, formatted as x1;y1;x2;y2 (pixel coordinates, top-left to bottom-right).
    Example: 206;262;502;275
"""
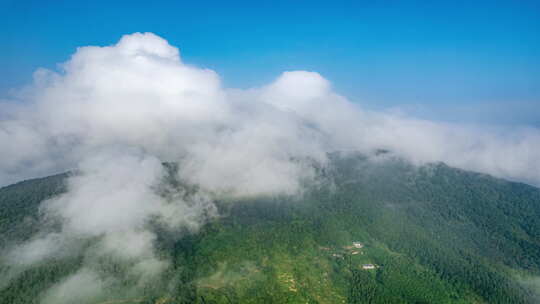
2;33;539;191
1;32;540;300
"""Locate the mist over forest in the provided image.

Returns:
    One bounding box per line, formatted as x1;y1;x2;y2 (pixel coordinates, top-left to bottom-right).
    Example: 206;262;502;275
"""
1;30;539;304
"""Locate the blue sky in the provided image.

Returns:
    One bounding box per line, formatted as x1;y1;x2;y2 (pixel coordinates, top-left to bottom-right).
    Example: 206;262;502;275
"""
1;0;539;125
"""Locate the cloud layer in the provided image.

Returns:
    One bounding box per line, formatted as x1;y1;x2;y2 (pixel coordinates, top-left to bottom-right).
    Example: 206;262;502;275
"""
2;32;540;191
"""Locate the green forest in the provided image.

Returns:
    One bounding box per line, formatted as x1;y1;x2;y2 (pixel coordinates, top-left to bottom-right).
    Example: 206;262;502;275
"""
1;153;539;303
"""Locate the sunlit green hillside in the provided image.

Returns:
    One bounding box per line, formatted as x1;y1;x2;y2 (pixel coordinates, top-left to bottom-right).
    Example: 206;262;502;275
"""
1;153;539;303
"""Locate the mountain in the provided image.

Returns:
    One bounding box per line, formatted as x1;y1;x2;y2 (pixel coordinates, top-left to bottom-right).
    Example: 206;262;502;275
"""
1;153;539;304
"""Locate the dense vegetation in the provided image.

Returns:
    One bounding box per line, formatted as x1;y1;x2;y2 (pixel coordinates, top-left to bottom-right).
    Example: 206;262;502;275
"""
1;153;539;303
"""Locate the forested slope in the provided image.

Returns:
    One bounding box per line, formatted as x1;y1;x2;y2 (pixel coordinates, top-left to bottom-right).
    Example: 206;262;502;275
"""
1;154;539;303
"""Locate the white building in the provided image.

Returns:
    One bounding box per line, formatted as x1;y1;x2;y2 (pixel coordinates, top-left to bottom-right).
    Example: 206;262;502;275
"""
353;242;364;249
362;264;376;270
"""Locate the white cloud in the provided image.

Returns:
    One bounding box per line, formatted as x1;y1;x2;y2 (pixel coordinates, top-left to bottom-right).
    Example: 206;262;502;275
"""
41;268;107;304
3;32;538;191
